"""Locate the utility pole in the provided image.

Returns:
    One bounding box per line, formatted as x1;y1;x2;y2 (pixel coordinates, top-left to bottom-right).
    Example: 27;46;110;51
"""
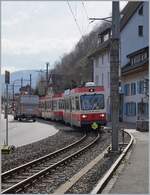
21;78;23;88
12;84;15;103
46;62;49;89
45;62;49;95
30;74;32;94
110;1;120;152
5;71;10;146
6;83;8;145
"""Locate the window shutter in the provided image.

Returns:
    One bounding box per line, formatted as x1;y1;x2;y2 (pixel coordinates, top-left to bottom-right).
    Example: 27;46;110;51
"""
137;81;140;94
124;103;127;115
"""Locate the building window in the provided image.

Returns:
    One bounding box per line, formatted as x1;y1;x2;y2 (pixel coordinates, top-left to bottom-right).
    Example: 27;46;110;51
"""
124;84;130;96
108;72;110;88
131;83;136;95
102;73;104;86
138;102;149;117
138;6;143;15
95;75;99;85
108;52;110;61
137;80;144;94
125;102;136;116
130;52;148;65
138;25;143;36
102;54;104;64
95;57;99;68
144;78;149;96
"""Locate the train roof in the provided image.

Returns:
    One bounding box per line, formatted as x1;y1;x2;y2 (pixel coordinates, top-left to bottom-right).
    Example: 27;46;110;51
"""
52;93;64;98
71;86;104;94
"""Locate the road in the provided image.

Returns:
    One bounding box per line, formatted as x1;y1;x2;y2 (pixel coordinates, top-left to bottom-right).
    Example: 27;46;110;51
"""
0;114;59;147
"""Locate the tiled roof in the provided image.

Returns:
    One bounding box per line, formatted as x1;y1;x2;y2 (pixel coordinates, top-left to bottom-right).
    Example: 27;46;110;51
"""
120;1;143;31
127;46;149;58
88;1;143;59
87;39;110;58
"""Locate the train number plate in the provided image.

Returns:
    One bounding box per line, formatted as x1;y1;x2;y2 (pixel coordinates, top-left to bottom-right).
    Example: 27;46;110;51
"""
91;122;98;130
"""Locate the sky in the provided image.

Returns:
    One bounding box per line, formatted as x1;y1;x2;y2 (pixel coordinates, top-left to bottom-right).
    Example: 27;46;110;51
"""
1;1;127;74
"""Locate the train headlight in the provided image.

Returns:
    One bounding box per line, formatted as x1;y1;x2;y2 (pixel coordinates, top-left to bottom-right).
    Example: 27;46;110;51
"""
100;113;105;117
81;114;87;119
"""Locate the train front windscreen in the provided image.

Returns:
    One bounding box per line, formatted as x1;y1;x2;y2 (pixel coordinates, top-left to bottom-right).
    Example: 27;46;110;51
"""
80;94;104;110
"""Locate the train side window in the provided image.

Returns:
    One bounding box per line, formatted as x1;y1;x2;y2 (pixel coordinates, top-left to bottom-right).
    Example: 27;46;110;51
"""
69;98;72;112
71;97;75;110
75;96;80;110
64;99;66;110
54;100;56;110
62;100;64;109
67;99;69;110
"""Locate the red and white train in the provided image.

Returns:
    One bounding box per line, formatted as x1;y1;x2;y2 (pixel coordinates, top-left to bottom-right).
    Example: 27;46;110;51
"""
39;82;107;129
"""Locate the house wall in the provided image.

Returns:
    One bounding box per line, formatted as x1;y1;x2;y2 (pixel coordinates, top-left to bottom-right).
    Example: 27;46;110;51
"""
120;2;149;66
122;69;148;123
93;50;111;120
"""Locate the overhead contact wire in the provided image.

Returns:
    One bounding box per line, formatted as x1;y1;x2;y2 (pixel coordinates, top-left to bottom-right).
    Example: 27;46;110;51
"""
66;0;84;39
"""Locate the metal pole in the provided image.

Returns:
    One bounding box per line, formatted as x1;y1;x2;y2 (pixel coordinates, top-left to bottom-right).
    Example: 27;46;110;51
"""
6;83;8;145
12;84;15;110
30;74;32;94
46;62;49;94
110;1;120;152
12;84;14;102
21;78;23;88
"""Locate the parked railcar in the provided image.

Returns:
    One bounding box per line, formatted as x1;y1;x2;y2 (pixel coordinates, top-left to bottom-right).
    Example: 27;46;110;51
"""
14;95;39;122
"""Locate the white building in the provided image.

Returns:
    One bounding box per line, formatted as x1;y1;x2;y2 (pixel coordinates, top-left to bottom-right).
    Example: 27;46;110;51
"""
88;1;149;124
120;1;149;123
88;27;111;120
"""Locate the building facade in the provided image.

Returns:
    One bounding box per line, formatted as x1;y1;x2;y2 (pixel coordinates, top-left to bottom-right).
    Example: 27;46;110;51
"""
88;28;111;120
88;1;149;124
120;1;149;123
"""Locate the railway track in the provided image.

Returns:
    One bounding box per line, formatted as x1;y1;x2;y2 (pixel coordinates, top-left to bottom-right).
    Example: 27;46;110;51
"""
1;131;100;194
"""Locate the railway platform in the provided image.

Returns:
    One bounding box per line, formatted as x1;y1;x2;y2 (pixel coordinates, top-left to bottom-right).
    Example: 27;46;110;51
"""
102;122;149;194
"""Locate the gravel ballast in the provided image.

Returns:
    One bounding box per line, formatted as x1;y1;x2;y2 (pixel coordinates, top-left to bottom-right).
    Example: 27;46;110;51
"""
2;126;84;172
25;130;130;194
2;120;131;194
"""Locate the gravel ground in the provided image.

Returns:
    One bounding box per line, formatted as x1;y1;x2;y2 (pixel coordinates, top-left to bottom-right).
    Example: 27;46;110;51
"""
67;130;130;194
25;131;109;193
1;124;84;172
2;119;131;194
26;129;130;194
66;152;118;193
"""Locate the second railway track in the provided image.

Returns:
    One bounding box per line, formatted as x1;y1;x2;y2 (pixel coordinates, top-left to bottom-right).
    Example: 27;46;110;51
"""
1;131;100;194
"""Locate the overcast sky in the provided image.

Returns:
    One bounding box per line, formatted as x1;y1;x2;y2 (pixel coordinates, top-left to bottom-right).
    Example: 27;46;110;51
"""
2;1;127;74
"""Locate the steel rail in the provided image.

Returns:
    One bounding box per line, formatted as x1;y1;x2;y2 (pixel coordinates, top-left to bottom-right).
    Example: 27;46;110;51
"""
2;133;87;181
2;132;100;194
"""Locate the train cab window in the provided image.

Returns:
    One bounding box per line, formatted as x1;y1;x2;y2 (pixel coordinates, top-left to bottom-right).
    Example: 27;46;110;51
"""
75;96;80;110
80;94;104;110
